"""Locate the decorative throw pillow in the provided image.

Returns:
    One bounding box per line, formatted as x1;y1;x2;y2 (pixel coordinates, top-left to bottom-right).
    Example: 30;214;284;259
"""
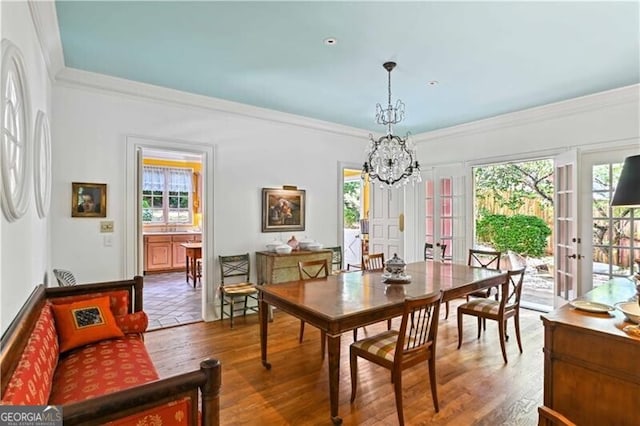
115;311;149;334
52;296;124;353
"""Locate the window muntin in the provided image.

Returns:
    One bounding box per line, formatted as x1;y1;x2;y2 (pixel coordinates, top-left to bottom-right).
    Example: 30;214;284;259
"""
142;166;192;224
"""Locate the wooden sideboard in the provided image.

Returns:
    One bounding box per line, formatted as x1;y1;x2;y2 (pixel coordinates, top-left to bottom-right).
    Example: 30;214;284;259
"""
540;278;639;425
256;250;333;284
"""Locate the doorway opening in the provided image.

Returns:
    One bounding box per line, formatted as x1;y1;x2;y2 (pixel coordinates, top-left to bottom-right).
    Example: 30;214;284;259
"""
141;148;204;330
472;159;555;311
342;169;367;267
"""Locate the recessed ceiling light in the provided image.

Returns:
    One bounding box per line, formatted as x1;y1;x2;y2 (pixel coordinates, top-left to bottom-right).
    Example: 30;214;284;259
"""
428;80;439;86
323;37;337;46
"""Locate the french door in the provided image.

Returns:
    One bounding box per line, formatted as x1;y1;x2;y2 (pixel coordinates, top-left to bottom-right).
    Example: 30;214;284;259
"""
423;165;467;264
554;149;580;303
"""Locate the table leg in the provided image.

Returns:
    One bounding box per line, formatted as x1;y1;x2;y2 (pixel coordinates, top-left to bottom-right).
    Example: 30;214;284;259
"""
185;253;190;284
327;333;342;425
259;297;271;370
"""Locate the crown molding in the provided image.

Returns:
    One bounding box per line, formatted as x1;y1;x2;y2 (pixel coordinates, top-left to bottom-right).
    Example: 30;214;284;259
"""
55;67;369;139
414;84;640;143
27;0;65;82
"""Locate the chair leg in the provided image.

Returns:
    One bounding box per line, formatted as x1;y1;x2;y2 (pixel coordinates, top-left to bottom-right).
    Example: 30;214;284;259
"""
457;310;463;349
349;350;358;403
393;370;405;426
444;301;450;319
514;313;523;353
243;296;248;316
428;356;439;412
498;319;508;363
299;320;305;343
229;298;235;329
476;317;482;339
387;318;392;330
353;328;358;341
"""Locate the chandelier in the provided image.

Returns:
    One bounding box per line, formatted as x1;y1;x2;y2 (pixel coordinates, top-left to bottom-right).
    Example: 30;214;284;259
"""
362;61;421;188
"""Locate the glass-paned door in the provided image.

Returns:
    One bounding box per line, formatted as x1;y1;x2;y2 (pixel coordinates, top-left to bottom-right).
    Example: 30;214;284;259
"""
425;167;466;263
591;162;640;285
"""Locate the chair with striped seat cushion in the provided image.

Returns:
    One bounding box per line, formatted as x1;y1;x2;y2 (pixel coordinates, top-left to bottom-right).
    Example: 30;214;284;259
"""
353;252;391;341
350;292;442;426
457;268;525;363
219;253;258;328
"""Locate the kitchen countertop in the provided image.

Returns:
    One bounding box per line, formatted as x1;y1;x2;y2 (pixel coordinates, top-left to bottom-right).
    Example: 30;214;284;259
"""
143;230;201;236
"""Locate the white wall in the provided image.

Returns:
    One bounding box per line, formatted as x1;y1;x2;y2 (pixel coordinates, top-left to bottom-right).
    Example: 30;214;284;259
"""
1;1;53;334
414;85;639;165
51;83;367;288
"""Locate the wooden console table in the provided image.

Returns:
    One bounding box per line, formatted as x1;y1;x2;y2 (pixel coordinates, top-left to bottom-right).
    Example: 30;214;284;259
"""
255;250;333;285
540;278;639;425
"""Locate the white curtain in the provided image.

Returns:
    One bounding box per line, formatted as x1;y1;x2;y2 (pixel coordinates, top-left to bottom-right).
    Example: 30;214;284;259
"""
143;166;192;192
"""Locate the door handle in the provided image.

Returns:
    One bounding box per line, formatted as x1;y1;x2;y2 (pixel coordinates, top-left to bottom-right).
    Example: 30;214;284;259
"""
567;254;577;259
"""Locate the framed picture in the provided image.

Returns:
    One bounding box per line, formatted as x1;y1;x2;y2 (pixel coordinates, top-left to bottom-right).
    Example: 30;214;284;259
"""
72;182;107;218
262;187;305;232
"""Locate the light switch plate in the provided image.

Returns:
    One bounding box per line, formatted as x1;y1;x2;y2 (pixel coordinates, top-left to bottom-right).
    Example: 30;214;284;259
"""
100;221;114;233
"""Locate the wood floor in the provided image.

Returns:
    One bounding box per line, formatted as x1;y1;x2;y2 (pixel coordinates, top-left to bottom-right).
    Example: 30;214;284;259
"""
145;300;544;425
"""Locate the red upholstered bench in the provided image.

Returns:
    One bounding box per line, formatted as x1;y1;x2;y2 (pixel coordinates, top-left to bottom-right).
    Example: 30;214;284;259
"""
1;277;220;426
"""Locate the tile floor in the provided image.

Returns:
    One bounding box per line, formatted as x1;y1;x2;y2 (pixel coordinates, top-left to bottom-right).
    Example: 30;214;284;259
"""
143;272;202;331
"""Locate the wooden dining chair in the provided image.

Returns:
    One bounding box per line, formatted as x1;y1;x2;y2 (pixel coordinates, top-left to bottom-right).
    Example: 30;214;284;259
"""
362;252;385;271
350;292;443;426
457;268;525;363
326;246;346;274
424;242;446;261
537;406;576;426
297;259;330;358
444;248;503;322
354;252;390;340
218;253;258;328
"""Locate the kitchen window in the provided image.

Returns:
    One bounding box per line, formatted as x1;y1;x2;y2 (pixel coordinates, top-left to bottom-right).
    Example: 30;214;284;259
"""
142;166;192;224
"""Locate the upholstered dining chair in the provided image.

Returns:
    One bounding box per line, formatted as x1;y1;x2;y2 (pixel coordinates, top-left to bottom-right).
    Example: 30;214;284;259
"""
297;259;330;358
537;406;576;426
53;269;77;287
353;252;390;340
350;292;443;426
218;253;258;328
457;268;526;363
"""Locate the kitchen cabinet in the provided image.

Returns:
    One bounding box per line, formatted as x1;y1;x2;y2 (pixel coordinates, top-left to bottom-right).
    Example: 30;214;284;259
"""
144;233;201;273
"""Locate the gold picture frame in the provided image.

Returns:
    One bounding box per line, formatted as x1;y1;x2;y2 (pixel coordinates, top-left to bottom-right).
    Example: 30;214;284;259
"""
72;182;107;218
262;187;305;232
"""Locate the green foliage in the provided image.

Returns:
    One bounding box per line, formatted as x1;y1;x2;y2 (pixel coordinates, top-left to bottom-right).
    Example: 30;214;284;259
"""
476;214;551;257
142;199;153;222
474;160;554;210
343;181;361;228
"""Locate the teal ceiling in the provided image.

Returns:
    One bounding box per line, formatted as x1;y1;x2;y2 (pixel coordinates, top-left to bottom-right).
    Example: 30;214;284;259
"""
55;1;639;134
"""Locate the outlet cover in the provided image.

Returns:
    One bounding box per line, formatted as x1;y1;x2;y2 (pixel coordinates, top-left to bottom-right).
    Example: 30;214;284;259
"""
100;221;114;233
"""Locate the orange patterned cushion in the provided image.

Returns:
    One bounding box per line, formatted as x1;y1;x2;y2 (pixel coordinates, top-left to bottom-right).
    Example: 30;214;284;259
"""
107;397;193;425
115;311;149;334
49;334;159;405
1;303;59;405
51;290;130;316
51;296;124;353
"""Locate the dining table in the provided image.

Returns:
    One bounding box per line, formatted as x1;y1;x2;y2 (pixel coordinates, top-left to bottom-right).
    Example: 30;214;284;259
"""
257;260;507;424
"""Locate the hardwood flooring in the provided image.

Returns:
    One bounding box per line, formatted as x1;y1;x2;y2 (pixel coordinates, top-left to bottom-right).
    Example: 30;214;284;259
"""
145;300;544;425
